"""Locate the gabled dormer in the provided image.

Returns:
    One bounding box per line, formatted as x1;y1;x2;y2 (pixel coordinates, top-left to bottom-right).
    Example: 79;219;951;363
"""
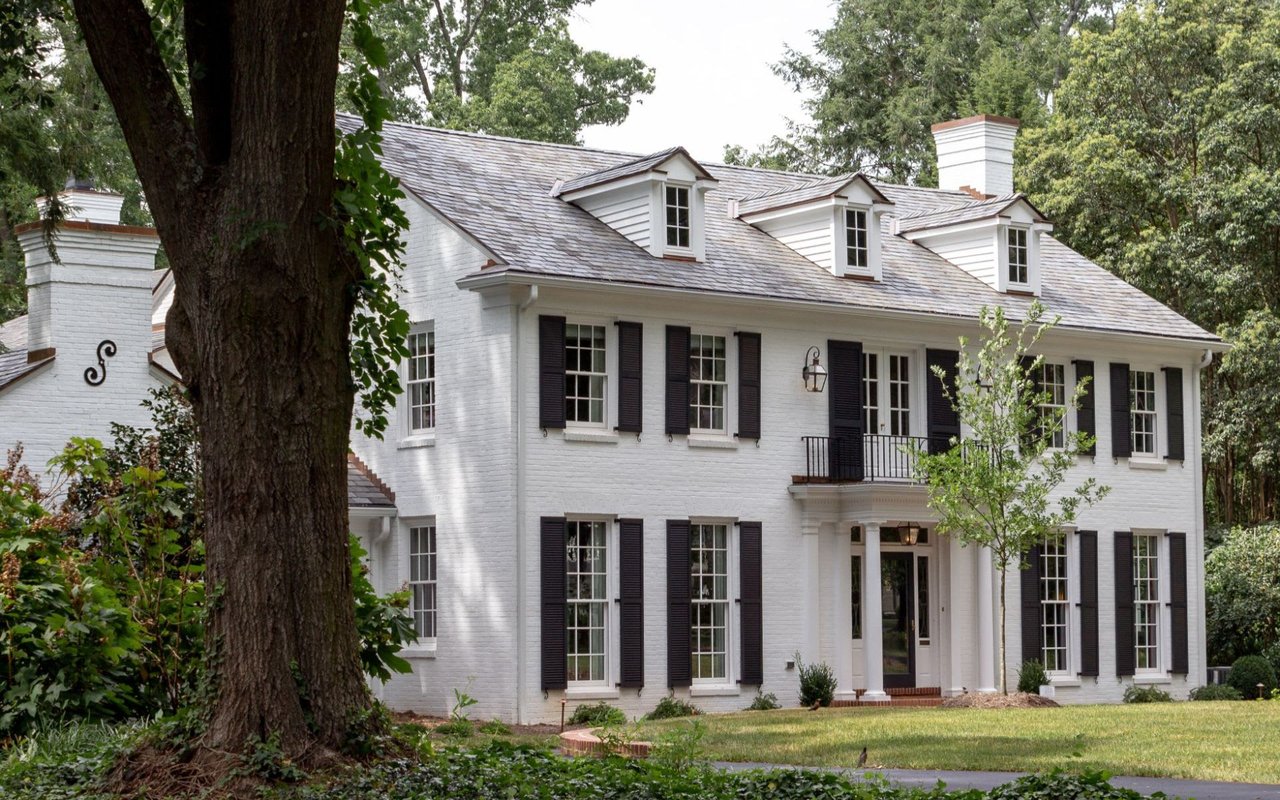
734;174;894;280
894;194;1052;295
553;147;718;262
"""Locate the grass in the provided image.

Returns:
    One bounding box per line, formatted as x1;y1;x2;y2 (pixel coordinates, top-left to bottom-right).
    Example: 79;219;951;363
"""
640;701;1280;783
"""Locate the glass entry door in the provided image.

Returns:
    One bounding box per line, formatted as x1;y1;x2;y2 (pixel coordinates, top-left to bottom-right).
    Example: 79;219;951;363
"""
881;552;916;687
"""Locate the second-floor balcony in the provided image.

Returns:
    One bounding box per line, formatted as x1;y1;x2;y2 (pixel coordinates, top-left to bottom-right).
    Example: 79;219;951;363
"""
796;434;948;485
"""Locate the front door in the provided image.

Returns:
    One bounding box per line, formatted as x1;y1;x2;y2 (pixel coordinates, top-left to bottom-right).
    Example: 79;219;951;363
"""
881;552;916;687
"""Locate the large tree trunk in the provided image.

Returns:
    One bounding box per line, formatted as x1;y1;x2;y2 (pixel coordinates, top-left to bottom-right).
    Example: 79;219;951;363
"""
71;0;371;758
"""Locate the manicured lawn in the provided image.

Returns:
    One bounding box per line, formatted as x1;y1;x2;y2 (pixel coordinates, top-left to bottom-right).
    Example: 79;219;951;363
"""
641;701;1280;783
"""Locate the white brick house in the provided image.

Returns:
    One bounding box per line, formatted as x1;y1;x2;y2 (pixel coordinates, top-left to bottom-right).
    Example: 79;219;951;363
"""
1;115;1222;723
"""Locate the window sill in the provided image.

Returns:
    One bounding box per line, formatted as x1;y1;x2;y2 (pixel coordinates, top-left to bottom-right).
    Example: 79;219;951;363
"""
1127;457;1167;471
1133;673;1172;685
687;435;738;450
563;429;619;444
689;684;740;697
565;686;620;700
399;642;437;659
398;433;436;450
1050;676;1082;688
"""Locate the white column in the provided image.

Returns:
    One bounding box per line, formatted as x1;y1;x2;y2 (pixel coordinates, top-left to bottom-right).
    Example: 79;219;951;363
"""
801;521;821;664
832;531;853;697
862;523;888;702
977;545;998;693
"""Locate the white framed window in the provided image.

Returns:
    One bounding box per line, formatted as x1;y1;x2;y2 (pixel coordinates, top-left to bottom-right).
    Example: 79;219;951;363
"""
888;354;911;436
862;350;912;437
1008;227;1029;285
1040;536;1070;673
408;525;437;641
862;352;880;433
1038;363;1067;448
1134;534;1161;671
665;185;691;249
566;520;608;685
1130;370;1157;456
689;333;727;433
406;329;436;434
690;523;729;682
845;208;869;269
565;323;607;426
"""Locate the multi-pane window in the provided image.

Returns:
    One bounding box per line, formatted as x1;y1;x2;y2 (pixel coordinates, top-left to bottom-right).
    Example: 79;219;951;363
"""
565;324;606;425
888;354;911;436
845;208;868;269
566;520;608;684
917;556;930;644
1134;534;1160;671
1008;227;1029;284
407;330;436;433
689;334;727;432
862;352;880;433
665;185;690;248
850;553;862;640
1130;370;1157;455
1040;536;1069;673
1038;363;1067;448
690;524;729;681
409;525;437;639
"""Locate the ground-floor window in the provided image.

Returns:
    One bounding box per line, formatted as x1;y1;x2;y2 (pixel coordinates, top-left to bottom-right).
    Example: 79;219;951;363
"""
566;520;608;684
1134;533;1160;671
409;525;437;640
690;523;729;681
916;555;930;644
1040;536;1069;673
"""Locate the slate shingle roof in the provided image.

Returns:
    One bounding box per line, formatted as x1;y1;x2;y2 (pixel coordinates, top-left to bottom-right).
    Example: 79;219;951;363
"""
894;193;1046;234
735;173;891;217
0;349;52;392
347;455;396;508
553;146;712;196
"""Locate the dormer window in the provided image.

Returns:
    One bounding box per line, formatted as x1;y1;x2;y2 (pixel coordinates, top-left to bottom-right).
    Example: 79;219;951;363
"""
1008;227;1029;285
845;208;869;270
666;185;691;249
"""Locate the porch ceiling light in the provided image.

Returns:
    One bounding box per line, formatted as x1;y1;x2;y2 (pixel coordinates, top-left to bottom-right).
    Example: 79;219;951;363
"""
802;346;828;393
900;523;921;546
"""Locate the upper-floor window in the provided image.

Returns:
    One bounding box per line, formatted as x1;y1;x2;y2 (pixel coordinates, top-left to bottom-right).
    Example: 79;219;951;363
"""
862;350;911;437
689;333;727;433
409;525;437;640
665;185;691;249
1040;535;1069;673
1133;534;1160;671
1130;370;1157;456
565;323;606;426
566;520;608;684
407;329;436;434
845;208;869;269
1037;363;1067;448
1008;227;1029;285
690;523;729;682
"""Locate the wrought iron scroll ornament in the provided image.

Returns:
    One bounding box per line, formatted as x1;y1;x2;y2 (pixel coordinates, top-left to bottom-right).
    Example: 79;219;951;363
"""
84;340;117;386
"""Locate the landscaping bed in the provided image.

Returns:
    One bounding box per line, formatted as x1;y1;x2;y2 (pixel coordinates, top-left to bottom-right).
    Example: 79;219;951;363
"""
942;692;1059;709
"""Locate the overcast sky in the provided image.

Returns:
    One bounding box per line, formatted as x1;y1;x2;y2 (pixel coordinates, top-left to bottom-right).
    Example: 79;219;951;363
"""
567;0;836;163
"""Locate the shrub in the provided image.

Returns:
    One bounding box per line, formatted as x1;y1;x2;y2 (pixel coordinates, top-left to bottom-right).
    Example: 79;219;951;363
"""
567;701;626;727
1263;642;1280;685
478;719;510;736
987;769;1148;799
746;692;780;711
433;718;473;738
645;696;700;720
1016;659;1048;694
796;655;837;707
1228;655;1278;698
1123;685;1172;703
1189;684;1242;701
1206;524;1280;665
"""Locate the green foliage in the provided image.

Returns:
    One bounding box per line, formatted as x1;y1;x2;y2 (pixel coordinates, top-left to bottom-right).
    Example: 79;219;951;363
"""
1205;525;1280;664
648;720;708;773
434;718;473;738
239;731;307;783
1122;685;1173;704
1264;642;1280;682
567;701;626;727
1017;660;1049;694
350;537;415;681
644;695;701;721
0;721;143;800
986;769;1149;800
797;655;838;707
1227;655;1278;698
450;686;478;722
1189;684;1242;701
477;719;509;736
747;691;781;711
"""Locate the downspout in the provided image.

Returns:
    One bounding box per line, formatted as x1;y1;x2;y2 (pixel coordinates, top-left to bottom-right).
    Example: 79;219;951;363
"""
1193;348;1211;674
514;284;538;723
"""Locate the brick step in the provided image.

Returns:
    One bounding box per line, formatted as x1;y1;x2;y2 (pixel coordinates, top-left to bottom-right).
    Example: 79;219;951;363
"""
831;696;944;708
855;686;942;698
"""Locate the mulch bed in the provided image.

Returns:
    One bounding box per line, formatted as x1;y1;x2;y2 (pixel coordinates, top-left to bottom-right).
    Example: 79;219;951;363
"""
391;710;573;735
941;691;1060;709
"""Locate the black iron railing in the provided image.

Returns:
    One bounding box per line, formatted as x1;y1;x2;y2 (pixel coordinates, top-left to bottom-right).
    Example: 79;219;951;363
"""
799;434;955;484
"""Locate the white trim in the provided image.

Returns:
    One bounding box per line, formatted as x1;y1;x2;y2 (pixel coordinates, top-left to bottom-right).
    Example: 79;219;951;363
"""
398;432;437;449
563;429;620;444
689;684;740;697
687;435;739;450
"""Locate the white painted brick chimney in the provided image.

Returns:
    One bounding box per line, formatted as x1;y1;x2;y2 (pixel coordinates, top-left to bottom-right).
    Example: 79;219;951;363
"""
931;115;1020;198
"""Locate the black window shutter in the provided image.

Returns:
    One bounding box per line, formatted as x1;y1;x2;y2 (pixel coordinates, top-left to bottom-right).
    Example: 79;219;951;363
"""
665;326;691;436
736;332;762;439
1168;532;1189;675
616;322;643;433
540;516;567;691
739;521;764;685
1109;363;1131;458
1077;531;1099;677
827;340;864;481
1114;531;1135;677
1164;367;1185;461
1074;360;1097;456
539;316;566;429
666;519;692;687
619;518;645;688
1020;544;1042;665
927;349;961;453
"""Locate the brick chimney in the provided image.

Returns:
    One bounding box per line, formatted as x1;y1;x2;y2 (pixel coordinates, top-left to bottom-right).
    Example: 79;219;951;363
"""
931;115;1020;198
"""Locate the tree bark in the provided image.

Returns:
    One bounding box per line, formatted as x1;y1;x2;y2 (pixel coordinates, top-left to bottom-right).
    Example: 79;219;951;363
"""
998;567;1008;694
71;0;370;759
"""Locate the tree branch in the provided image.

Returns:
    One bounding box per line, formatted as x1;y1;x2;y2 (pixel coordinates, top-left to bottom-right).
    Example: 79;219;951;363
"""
185;0;234;168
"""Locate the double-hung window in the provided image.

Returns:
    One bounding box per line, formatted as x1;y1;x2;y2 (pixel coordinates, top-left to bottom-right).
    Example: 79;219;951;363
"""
1133;534;1161;671
1040;536;1070;673
665;185;691;249
564;323;607;426
1008;227;1029;285
1129;370;1157;456
565;520;608;684
862;350;911;437
407;329;436;434
408;525;437;641
1038;363;1067;448
690;523;729;681
689;333;727;433
845;208;868;270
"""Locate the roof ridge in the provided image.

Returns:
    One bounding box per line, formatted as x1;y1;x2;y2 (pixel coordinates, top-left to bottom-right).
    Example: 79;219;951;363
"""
735;173;849;202
357;113;649;159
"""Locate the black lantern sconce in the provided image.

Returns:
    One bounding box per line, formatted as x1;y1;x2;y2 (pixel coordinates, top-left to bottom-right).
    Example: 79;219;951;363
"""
802;346;828;393
899;523;921;546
